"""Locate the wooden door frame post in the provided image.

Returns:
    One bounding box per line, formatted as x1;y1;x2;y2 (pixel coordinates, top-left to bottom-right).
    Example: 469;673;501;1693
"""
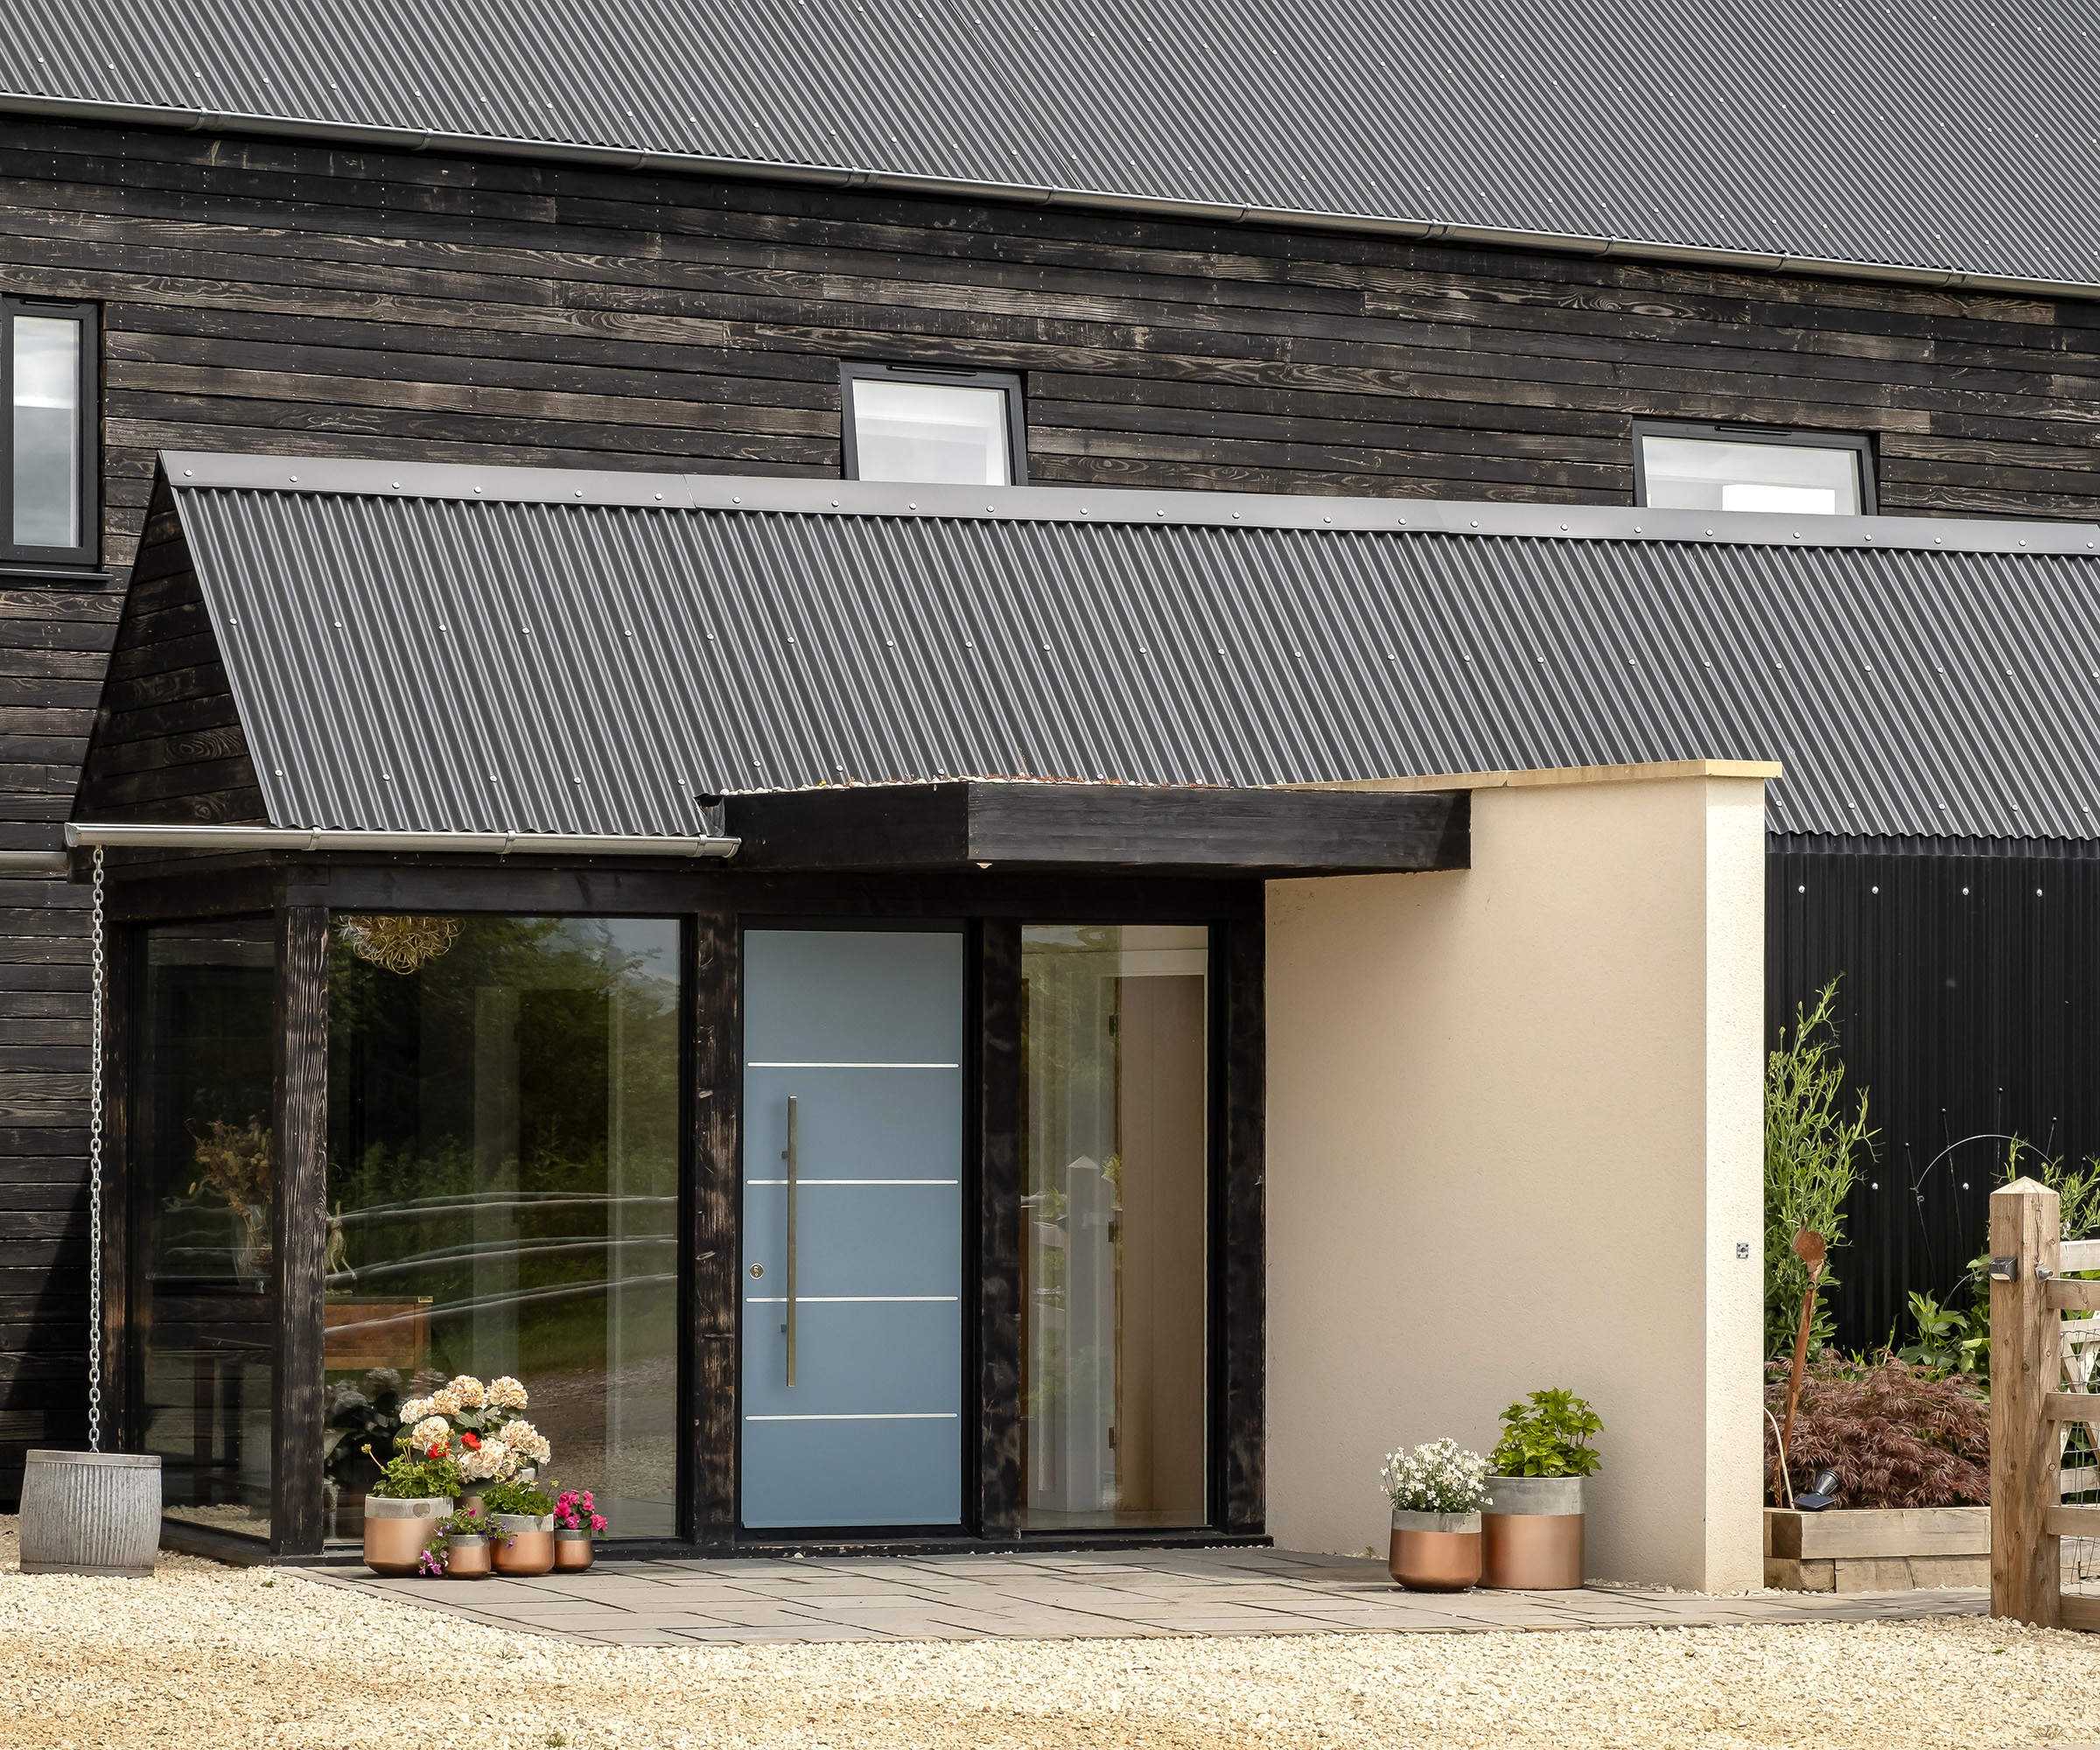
270;903;329;1558
1991;1176;2061;1626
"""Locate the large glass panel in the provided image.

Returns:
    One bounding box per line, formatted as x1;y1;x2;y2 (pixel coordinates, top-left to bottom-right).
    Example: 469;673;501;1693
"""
851;378;1012;484
138;919;277;1540
1020;924;1208;1530
325;916;681;1542
1641;434;1863;515
12;314;80;549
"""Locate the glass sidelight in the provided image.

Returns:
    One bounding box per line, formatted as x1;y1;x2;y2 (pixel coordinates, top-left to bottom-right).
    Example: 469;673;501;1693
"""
136;920;278;1538
322;916;681;1541
1019;925;1209;1530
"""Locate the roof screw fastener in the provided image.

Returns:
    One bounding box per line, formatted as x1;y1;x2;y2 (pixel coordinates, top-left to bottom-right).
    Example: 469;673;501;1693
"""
1232;512;1241;519
183;469;193;477
289;475;298;483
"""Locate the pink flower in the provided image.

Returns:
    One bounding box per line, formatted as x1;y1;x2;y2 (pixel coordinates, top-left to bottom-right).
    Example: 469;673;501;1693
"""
589;1515;606;1532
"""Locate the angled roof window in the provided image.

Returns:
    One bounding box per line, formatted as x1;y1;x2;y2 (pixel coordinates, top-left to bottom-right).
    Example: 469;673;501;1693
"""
843;363;1026;486
1634;424;1874;516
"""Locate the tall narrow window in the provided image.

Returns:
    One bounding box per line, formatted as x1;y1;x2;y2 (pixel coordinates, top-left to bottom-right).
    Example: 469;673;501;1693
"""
1634;423;1872;515
1020;924;1208;1530
3;298;97;566
136;919;278;1543
842;363;1026;485
324;915;682;1544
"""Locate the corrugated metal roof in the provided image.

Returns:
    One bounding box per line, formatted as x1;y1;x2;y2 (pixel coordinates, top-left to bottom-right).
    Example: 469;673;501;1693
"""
153;457;2100;844
5;0;2100;298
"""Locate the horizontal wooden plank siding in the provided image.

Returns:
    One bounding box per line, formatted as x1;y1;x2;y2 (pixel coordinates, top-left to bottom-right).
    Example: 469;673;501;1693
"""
1;112;2098;1498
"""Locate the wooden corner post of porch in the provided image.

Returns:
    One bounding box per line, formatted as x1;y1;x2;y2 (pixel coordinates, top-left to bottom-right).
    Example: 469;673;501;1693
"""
1991;1176;2060;1626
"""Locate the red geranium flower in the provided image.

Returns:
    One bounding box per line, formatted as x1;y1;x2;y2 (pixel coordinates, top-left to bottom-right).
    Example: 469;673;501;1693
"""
461;1432;481;1451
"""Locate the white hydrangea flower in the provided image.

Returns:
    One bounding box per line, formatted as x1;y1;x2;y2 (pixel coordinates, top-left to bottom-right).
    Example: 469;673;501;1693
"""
410;1416;452;1454
429;1384;464;1417
458;1438;508;1481
451;1376;487;1410
499;1419;551;1465
396;1396;433;1423
488;1376;528;1410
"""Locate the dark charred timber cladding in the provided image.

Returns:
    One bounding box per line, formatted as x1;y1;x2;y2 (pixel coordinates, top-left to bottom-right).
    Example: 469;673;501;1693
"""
4;111;2100;1496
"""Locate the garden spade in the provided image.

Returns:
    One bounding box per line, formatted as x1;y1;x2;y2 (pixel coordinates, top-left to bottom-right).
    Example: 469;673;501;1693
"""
1779;1228;1828;1490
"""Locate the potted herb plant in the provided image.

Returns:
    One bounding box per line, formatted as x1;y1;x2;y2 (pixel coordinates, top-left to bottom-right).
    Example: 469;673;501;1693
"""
1380;1438;1492;1591
1480;1388;1601;1591
360;1445;462;1577
426;1503;494;1580
481;1476;557;1576
553;1487;608;1572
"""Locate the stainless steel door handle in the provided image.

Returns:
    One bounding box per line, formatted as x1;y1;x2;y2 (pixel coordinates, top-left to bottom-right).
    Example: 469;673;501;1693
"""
787;1094;798;1388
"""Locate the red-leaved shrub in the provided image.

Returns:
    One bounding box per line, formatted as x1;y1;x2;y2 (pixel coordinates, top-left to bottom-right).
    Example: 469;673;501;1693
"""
1763;1356;1989;1508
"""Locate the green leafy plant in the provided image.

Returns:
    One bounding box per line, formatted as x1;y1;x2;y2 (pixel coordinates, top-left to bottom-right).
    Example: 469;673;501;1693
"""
1766;980;1875;1359
1488;1390;1602;1478
1898;1290;1988;1376
479;1477;555;1517
361;1444;462;1501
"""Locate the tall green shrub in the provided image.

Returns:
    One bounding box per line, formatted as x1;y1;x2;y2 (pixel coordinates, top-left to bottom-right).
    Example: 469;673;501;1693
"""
1765;980;1875;1359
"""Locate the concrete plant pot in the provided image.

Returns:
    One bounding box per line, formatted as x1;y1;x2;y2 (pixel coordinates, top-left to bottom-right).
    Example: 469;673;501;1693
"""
1482;1474;1585;1590
1388;1508;1482;1592
18;1450;162;1577
361;1494;454;1576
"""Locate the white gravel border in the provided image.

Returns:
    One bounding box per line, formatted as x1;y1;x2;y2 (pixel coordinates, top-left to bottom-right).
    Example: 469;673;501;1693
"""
8;1516;2100;1748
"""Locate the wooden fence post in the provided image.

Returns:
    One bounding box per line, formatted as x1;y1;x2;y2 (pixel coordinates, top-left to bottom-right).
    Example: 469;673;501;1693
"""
1992;1176;2061;1626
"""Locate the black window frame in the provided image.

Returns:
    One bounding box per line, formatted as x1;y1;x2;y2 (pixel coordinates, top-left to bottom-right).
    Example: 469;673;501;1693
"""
0;296;101;573
839;360;1029;486
1631;420;1877;516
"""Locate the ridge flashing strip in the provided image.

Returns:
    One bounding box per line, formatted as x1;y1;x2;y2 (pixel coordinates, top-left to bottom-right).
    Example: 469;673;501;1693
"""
1298;758;1785;794
160;452;2100;556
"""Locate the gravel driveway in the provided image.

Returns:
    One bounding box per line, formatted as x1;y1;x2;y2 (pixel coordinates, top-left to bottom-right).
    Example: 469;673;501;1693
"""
8;1517;2100;1749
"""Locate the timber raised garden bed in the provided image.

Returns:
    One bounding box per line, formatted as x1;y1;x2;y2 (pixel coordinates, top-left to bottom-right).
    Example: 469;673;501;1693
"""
1762;1506;1987;1592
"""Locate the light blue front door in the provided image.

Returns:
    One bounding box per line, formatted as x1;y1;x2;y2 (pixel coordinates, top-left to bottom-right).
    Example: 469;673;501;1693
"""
740;928;965;1530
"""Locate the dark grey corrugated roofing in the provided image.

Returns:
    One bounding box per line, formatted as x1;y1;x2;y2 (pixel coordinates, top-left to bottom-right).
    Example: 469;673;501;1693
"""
150;452;2100;844
7;0;2100;298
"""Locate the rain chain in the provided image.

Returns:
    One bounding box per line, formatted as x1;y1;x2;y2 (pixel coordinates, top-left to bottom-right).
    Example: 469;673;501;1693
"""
87;845;103;1453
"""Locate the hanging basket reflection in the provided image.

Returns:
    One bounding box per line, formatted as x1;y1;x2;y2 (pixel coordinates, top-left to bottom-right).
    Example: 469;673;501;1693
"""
337;914;463;975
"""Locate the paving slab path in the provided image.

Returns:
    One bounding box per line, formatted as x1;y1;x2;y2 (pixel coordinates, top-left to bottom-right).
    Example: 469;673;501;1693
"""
295;1544;1987;1646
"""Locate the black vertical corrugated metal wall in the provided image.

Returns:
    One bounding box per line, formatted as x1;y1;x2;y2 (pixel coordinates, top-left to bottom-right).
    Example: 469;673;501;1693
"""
1767;840;2100;1351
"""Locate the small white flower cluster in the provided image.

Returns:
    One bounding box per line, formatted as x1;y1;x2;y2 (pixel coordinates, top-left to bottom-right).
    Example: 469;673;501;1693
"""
502;1419;551;1465
1381;1438;1494;1515
458;1438;511;1481
488;1376;528;1410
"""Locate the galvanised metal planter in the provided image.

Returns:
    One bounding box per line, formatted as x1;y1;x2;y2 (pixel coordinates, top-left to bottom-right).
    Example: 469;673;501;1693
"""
1481;1474;1585;1590
1387;1508;1482;1592
18;1450;161;1577
362;1495;454;1576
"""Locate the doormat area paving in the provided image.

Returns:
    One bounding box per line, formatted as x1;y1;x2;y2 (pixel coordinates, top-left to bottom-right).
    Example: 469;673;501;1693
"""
293;1546;1988;1647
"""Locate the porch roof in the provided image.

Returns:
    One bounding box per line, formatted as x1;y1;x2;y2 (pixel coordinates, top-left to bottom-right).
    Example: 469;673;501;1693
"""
76;452;2100;849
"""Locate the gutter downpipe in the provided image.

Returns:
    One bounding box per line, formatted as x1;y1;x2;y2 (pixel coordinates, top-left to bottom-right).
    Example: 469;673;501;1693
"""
63;823;740;858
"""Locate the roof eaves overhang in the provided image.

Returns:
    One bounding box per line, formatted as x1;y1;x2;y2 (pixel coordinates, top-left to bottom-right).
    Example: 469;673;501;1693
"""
161;452;2100;558
10;92;2096;305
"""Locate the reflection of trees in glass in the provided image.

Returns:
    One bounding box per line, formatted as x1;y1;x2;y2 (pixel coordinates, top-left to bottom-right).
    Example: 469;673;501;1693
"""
323;916;680;1496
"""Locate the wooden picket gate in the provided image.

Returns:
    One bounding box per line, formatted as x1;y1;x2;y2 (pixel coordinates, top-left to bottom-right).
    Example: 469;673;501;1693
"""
1990;1178;2100;1628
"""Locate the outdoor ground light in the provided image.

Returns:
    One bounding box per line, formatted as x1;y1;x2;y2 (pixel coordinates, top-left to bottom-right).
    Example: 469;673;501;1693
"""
1795;1468;1843;1512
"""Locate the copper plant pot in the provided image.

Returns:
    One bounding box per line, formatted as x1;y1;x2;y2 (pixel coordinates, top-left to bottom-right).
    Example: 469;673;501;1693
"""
444;1535;493;1579
1388;1511;1482;1592
553;1530;596;1572
1481;1476;1585;1590
492;1514;556;1577
360;1496;454;1578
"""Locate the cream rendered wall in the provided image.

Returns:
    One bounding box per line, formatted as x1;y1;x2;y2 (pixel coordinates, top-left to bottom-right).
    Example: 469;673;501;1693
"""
1264;772;1767;1590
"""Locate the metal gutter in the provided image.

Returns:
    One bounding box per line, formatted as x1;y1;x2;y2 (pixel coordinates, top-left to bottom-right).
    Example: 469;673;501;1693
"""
65;823;739;858
6;92;2096;305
